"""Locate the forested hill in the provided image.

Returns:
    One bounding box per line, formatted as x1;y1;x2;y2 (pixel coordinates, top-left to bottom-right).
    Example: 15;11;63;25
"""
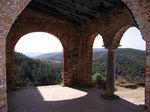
15;52;62;88
92;48;146;82
15;48;145;88
34;48;106;62
34;52;63;62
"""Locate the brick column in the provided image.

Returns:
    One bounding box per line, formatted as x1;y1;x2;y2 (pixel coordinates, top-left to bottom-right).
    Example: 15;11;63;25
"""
81;48;93;87
61;48;71;86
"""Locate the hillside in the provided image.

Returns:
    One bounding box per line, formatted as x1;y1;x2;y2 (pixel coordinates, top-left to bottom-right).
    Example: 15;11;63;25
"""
32;48;145;83
92;48;107;60
15;48;145;89
15;52;62;88
34;52;63;62
92;48;145;83
34;48;106;62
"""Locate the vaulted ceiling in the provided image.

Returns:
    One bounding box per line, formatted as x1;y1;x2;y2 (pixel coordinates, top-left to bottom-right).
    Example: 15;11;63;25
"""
28;0;126;26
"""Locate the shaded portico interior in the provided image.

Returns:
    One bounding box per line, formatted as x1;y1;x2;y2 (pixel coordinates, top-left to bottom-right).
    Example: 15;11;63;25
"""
0;0;150;112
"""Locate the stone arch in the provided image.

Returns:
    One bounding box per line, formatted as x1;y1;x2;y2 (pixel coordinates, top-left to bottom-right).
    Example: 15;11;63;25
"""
81;32;105;86
120;0;150;40
112;25;146;48
7;31;65;51
5;3;79;91
87;32;99;50
112;25;133;47
112;25;146;104
4;0;85;92
87;32;105;53
6;31;65;91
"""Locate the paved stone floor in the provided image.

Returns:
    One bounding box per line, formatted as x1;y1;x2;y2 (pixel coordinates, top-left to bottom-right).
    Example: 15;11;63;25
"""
8;85;145;112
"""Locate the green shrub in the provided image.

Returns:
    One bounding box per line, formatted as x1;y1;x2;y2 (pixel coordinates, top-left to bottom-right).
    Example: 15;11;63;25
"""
92;73;106;89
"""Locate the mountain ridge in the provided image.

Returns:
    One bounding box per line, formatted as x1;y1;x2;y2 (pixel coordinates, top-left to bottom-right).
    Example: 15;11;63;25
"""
32;48;107;61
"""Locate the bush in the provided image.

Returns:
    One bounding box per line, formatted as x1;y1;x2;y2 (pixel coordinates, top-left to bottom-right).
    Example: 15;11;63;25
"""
92;73;106;89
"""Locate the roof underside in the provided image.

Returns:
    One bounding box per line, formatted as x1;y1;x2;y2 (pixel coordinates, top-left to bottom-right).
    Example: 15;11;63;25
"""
28;0;126;26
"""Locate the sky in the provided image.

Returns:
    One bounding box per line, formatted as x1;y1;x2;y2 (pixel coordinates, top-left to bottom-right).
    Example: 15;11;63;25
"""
15;27;146;55
15;32;63;54
93;27;145;50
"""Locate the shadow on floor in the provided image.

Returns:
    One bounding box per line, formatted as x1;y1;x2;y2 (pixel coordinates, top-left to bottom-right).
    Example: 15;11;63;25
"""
8;85;145;112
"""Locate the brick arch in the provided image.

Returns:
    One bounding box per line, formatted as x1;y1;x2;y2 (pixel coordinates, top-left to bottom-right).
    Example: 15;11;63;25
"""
6;31;66;91
5;3;80;91
112;26;145;48
0;0;32;39
87;32;105;51
120;0;150;40
81;32;104;86
8;31;66;51
87;32;99;49
112;25;132;47
5;10;74;91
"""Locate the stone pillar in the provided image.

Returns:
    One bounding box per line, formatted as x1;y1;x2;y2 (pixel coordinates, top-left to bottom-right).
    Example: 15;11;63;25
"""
145;66;150;111
0;38;7;112
105;48;116;97
6;47;15;92
145;43;150;111
101;47;118;99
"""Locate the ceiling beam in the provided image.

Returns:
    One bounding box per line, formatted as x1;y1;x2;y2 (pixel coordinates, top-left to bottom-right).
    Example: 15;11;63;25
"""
29;1;83;25
37;0;91;23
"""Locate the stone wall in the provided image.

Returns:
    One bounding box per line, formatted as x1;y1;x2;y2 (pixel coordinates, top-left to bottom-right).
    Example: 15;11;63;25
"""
80;5;135;86
0;38;7;112
121;0;150;110
6;8;83;89
0;0;32;110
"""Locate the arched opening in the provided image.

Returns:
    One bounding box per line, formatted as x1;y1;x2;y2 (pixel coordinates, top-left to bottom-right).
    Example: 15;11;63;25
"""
7;32;65;111
13;32;64;89
114;27;146;105
92;34;106;86
120;27;146;50
90;27;146;106
89;34;108;89
15;32;63;56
